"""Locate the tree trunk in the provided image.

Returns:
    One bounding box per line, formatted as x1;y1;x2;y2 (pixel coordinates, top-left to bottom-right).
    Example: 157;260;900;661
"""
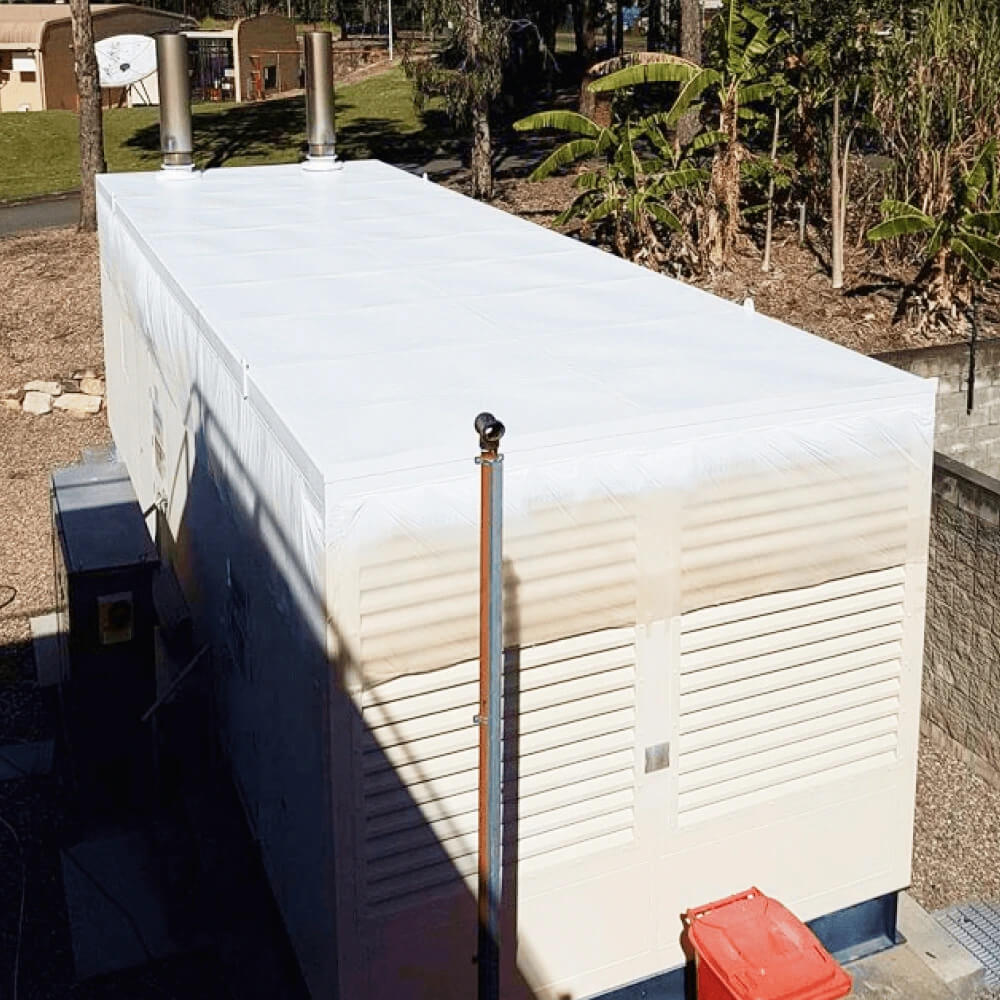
70;0;106;233
336;0;349;39
466;0;492;200
831;91;843;289
705;96;740;269
615;0;624;55
677;0;702;145
471;104;493;200
762;104;780;272
648;0;672;52
572;0;598;58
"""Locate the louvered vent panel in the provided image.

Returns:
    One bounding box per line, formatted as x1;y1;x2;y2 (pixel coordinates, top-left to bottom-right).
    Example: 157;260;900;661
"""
677;568;905;828
359;628;637;912
358;503;637;680
680;462;912;611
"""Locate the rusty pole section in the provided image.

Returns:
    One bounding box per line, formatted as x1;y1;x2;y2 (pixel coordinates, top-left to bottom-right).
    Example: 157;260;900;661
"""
475;411;505;1000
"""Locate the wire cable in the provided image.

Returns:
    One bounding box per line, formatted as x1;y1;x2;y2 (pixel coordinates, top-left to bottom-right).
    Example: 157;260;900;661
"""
0;585;15;612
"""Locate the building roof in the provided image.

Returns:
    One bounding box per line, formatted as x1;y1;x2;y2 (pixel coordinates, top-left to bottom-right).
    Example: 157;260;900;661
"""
96;160;929;492
0;4;187;49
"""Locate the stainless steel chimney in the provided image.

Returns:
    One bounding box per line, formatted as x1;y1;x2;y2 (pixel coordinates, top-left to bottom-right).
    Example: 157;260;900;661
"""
155;33;193;169
303;31;339;168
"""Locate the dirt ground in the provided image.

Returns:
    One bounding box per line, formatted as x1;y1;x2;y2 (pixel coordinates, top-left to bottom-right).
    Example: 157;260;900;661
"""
0;216;996;995
493;174;1000;354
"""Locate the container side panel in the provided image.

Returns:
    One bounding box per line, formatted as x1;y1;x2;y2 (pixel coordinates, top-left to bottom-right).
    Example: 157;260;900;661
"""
98;191;339;1000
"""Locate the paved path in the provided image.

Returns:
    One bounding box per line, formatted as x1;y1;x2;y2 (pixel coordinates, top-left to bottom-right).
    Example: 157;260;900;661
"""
0;193;80;235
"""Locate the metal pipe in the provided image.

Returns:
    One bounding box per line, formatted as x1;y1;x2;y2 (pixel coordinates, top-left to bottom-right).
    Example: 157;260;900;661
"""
475;411;505;1000
155;33;193;169
303;31;336;160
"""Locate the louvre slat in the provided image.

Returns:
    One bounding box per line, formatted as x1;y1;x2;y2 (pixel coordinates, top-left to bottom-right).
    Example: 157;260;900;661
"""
678;694;900;760
681;641;902;707
676;569;904;826
678;751;898;828
363;643;634;722
361;562;636;640
366;746;635;817
683;493;909;553
681;637;901;696
366;787;635;867
367;768;636;840
679;671;900;735
679;608;903;675
677;715;899;792
362;708;636;787
679;732;897;813
680;585;905;654
680;567;906;632
681;508;908;574
361;629;637;912
682;477;906;530
367;662;634;745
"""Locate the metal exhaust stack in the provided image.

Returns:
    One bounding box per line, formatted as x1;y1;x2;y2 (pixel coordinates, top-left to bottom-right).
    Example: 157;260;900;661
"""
155;33;193;171
303;31;341;171
475;412;505;1000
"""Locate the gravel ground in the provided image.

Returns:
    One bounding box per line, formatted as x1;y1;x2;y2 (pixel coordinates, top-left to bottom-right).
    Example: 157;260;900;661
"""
0;228;110;631
3;224;1000;993
911;738;1000;911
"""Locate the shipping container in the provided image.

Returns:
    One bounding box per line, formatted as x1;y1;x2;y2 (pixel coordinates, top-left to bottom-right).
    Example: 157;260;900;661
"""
96;161;934;1000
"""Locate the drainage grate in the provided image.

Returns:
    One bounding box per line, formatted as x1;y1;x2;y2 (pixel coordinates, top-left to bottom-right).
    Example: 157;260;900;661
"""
936;902;1000;986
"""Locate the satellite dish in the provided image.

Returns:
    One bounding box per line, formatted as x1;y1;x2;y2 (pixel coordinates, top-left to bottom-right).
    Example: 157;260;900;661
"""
95;35;158;88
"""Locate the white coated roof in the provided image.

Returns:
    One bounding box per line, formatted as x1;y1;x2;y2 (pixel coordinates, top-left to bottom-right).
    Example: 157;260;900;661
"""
97;161;926;487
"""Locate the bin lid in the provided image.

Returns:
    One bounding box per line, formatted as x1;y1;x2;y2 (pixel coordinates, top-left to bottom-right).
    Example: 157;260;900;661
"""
685;888;852;1000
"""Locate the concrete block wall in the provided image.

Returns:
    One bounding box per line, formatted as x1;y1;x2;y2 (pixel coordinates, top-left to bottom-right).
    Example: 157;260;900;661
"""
878;341;1000;474
923;454;1000;784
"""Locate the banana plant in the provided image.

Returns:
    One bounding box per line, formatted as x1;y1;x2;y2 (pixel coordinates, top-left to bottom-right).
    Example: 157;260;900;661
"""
513;107;716;268
867;139;1000;328
589;0;790;269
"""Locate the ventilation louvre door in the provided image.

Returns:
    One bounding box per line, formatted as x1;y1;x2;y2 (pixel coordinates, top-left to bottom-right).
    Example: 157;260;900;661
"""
359;628;638;913
676;568;905;828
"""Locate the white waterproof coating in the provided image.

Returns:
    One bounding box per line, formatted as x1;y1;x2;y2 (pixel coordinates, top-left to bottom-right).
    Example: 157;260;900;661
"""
97;161;935;1000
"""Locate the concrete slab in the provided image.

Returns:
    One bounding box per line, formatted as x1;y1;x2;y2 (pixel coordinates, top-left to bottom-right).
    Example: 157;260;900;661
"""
900;893;987;997
61;831;179;981
847;939;965;998
0;740;54;780
30;613;67;687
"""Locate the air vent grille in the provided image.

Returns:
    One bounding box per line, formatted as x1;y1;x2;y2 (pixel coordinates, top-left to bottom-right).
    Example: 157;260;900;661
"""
677;568;904;827
359;628;637;912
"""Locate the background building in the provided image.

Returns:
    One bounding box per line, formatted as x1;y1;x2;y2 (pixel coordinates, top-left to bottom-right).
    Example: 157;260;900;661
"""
0;4;188;112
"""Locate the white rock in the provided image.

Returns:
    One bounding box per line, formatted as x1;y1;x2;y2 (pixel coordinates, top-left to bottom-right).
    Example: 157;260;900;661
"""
80;377;105;397
24;380;62;396
53;392;102;415
22;391;52;415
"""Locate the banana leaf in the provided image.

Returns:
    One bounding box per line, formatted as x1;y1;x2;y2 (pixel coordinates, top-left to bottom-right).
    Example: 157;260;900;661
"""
529;139;599;181
589;59;702;93
513;111;602;138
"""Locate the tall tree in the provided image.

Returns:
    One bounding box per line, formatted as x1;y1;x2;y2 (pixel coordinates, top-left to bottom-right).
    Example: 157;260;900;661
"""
676;0;702;143
70;0;106;232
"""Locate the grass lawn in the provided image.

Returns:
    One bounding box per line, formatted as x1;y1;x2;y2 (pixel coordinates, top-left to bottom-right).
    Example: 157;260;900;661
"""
0;67;451;203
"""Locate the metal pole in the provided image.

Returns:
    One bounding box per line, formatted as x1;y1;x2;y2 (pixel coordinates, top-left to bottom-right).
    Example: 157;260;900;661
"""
155;33;193;169
475;411;504;1000
387;0;393;61
303;31;337;161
